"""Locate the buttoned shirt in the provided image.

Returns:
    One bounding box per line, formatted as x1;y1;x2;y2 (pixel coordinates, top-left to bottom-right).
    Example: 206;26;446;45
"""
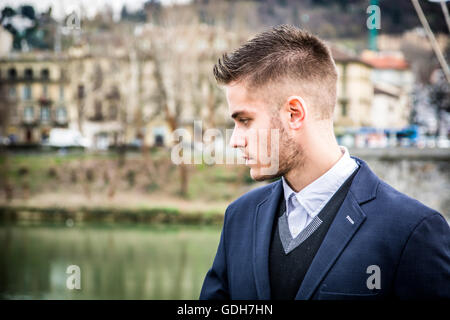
281;146;359;238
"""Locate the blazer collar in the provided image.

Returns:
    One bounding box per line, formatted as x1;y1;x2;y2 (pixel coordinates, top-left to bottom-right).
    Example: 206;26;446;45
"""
252;156;380;300
348;156;380;205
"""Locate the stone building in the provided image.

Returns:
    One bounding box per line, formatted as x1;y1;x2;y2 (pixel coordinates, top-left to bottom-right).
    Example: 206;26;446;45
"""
0;53;72;144
331;46;374;129
361;50;414;130
0;24;237;148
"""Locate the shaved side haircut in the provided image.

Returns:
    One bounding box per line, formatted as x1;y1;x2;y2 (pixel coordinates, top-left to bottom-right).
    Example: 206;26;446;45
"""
214;25;338;119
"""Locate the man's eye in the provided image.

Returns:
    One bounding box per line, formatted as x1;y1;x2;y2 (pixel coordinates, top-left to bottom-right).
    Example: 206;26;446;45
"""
239;118;250;125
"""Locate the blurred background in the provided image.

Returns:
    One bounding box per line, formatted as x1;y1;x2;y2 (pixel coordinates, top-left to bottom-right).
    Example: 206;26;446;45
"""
0;0;449;299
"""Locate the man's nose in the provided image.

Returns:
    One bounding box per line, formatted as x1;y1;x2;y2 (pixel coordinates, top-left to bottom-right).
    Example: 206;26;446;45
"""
229;128;246;149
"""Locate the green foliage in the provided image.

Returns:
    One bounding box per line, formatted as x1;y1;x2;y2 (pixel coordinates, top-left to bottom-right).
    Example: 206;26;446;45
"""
1;152;258;204
0;205;225;225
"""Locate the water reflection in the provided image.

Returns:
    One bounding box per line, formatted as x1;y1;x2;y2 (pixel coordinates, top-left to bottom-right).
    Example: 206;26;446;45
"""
0;223;221;299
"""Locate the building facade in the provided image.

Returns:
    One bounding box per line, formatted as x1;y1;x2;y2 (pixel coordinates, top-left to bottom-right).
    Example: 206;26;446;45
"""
0;54;72;144
331;46;374;129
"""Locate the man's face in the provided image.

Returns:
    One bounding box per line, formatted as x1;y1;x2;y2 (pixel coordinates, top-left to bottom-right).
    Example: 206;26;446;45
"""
226;82;303;181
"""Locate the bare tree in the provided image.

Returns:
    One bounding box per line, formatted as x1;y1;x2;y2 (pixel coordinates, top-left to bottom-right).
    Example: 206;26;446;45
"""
148;40;189;196
0;81;13;201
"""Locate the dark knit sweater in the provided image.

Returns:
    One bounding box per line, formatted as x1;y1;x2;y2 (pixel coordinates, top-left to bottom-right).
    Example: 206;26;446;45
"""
269;168;359;300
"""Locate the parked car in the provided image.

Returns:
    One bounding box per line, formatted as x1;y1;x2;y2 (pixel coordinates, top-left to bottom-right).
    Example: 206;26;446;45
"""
44;128;91;148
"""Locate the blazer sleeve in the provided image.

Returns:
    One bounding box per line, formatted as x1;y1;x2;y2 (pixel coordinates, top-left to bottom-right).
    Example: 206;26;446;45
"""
199;207;230;300
394;212;450;299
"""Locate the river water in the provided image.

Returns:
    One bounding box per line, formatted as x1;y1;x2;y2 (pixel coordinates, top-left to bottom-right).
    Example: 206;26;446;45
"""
1;148;448;299
0;223;221;299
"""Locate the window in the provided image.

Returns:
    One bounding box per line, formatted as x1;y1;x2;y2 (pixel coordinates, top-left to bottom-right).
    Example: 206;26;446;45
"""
94;100;103;120
24;106;34;122
41;69;49;80
153;127;166;147
56;106;67;123
8;68;17;79
40;106;50;122
77;85;85;99
109;104;118;120
23;85;32;100
9;86;16;98
24;68;33;80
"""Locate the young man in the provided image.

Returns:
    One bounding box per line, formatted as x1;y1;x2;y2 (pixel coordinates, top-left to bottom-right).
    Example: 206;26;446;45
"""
199;25;450;300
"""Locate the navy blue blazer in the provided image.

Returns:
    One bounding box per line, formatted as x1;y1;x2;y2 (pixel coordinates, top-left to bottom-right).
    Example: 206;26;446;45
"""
200;157;450;300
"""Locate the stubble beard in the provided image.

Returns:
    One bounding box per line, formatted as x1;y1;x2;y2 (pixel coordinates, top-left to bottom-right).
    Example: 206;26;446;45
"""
251;115;304;181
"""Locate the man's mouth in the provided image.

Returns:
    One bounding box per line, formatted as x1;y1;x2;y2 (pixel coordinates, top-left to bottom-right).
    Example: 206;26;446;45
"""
240;151;255;165
243;155;255;165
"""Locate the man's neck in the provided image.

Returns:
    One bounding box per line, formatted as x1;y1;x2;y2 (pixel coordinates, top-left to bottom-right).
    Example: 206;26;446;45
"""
283;144;343;193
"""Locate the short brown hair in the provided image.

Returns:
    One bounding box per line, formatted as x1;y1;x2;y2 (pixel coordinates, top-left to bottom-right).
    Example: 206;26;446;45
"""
214;25;338;119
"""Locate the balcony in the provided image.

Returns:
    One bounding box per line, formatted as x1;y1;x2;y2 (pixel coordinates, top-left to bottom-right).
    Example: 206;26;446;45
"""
38;96;53;106
21;117;38;126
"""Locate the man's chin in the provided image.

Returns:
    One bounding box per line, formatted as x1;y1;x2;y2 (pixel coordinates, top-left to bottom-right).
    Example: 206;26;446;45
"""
249;167;281;182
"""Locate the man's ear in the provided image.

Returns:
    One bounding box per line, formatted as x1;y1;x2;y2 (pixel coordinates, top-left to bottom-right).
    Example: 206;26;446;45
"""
286;96;307;130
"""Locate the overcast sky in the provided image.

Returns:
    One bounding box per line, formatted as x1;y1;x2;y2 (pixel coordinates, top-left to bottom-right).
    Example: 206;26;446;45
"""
1;0;191;20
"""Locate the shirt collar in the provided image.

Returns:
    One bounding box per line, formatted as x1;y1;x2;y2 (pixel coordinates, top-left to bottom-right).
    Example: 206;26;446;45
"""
282;146;359;218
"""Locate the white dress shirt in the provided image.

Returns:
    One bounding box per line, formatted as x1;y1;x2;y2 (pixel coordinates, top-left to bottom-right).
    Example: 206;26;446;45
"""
281;146;359;239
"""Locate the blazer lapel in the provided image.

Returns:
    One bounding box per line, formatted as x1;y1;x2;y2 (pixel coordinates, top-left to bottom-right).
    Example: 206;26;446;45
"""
294;191;366;299
295;158;378;300
253;180;283;300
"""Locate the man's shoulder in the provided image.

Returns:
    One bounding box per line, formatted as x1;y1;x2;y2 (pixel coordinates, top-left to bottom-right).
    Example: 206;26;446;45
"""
349;158;443;224
364;178;444;226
